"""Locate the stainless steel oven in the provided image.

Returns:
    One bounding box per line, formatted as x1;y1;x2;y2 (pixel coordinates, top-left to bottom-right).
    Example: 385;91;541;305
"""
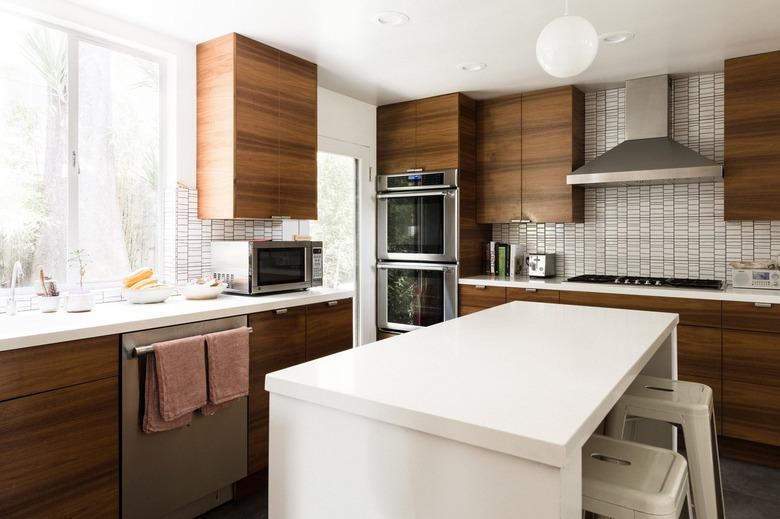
377;170;458;263
211;240;323;295
377;262;458;333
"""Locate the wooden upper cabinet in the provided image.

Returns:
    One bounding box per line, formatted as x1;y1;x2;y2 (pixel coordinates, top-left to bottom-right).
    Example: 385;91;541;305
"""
197;33;317;220
725;51;780;220
476;94;524;223
521;86;585;223
376;93;463;174
377;101;416;174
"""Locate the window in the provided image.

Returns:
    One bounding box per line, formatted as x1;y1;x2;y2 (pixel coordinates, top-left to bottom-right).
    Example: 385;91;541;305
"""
0;12;163;290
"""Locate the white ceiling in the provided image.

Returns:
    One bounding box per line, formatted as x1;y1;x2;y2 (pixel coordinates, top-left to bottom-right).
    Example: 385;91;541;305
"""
67;0;780;105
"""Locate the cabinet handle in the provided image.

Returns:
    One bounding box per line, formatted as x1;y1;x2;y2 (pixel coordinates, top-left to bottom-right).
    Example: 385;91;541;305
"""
754;302;773;308
474;285;487;290
525;288;538;293
327;300;339;307
275;308;288;315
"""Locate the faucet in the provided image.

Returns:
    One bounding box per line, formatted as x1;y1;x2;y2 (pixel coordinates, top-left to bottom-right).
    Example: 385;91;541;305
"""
6;261;23;316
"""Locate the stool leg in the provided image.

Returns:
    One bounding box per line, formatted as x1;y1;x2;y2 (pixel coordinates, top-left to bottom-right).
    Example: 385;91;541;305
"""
604;403;629;440
681;414;724;519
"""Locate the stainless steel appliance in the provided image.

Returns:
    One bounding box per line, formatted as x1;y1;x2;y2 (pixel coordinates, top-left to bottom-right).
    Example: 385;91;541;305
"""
211;240;323;295
567;75;722;187
377;262;458;332
528;253;556;278
732;268;780;289
377;170;458;263
121;317;248;519
567;275;723;290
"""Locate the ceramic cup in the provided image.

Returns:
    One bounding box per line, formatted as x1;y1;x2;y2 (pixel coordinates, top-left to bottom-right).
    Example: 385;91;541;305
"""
66;291;95;313
37;295;61;313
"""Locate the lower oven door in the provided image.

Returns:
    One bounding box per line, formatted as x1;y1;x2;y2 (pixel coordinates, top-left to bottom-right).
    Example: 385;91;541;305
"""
377;262;458;333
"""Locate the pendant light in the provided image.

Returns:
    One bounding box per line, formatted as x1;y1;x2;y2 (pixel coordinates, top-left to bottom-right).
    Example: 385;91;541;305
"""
535;0;598;78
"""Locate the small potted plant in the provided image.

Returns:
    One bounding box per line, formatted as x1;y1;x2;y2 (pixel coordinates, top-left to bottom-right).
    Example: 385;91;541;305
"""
65;249;95;312
36;266;61;313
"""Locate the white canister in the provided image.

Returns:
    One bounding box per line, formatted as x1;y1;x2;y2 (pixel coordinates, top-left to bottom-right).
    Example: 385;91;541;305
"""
37;296;61;313
66;291;95;312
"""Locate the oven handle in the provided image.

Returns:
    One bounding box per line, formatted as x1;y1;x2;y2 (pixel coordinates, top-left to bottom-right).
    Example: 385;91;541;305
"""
376;263;455;272
376;190;454;199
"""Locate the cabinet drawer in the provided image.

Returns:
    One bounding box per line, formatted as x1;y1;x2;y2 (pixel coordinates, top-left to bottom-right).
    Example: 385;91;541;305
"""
723;329;780;387
459;285;506;309
506;287;559;304
459;305;487;317
0;335;117;402
723;380;780;446
559;291;721;328
723;301;780;333
677;325;722;381
306;298;354;361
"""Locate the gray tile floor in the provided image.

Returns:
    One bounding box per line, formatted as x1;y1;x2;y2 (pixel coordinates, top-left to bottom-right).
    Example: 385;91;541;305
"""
201;456;780;519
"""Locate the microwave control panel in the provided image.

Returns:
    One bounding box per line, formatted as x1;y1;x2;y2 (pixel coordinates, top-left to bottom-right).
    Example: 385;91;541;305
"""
312;247;323;285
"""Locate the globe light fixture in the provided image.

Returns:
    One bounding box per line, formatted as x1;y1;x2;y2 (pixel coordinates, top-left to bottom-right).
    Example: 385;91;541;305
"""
536;0;599;78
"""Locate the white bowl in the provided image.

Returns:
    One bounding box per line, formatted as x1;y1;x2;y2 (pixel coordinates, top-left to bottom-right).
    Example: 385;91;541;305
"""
123;286;173;304
180;283;227;300
66;291;95;312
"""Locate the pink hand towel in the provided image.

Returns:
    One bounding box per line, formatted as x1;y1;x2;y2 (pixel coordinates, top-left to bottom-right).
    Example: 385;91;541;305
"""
201;327;250;415
143;356;192;433
154;335;208;421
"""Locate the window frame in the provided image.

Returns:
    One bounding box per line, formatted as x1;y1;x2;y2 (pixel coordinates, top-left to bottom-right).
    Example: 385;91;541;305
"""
0;10;169;295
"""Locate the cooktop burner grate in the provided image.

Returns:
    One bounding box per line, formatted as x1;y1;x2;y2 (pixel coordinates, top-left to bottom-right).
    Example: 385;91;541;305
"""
566;275;723;290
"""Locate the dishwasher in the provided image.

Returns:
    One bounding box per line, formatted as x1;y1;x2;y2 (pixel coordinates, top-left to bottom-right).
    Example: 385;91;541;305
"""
121;316;248;519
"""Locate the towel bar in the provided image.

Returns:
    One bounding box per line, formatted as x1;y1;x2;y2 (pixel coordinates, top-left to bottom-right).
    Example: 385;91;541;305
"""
133;327;253;356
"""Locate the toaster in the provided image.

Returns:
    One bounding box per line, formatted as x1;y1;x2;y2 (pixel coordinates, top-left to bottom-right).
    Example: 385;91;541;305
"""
527;253;556;278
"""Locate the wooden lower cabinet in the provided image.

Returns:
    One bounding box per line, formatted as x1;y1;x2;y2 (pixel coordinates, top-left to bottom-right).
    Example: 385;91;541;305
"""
0;377;118;518
306;298;354;361
723;381;780;446
677;325;723;430
506;287;559;304
247;307;307;474
458;285;506;316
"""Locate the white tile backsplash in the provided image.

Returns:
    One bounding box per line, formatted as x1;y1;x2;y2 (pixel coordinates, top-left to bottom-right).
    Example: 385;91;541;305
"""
493;73;779;281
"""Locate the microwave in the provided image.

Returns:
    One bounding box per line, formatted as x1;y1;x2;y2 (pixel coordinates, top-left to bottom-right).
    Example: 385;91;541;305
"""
211;240;323;295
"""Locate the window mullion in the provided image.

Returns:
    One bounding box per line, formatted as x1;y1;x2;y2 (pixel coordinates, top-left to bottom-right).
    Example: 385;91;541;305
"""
66;33;79;286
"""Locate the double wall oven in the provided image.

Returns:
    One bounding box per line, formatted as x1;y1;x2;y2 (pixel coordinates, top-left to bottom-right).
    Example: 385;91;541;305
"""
377;170;459;333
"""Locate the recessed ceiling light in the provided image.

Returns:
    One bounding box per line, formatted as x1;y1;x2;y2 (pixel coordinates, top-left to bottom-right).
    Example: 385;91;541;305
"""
600;31;635;44
372;11;410;26
458;62;487;72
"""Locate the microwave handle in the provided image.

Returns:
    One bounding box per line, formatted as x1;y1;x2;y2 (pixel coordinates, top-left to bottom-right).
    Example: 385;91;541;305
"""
376;191;453;199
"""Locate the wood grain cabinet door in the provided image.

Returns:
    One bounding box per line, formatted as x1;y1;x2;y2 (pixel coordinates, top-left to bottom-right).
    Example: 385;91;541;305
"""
233;34;281;219
506;288;559;304
415;94;460;171
377;101;416;174
458;285;506;316
677;325;723;430
724;51;780;220
0;378;118;518
476;95;524;223
306;298;354;361
521;86;584;223
247;307;307;474
278;51;318;220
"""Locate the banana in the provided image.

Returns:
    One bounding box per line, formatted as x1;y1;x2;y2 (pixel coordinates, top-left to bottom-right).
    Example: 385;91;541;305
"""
123;267;153;288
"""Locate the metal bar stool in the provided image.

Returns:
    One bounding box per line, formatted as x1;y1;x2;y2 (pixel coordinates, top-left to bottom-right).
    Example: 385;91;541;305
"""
605;375;725;519
583;434;692;519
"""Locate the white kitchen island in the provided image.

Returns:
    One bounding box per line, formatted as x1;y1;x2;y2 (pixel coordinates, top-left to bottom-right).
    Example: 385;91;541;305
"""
265;301;678;519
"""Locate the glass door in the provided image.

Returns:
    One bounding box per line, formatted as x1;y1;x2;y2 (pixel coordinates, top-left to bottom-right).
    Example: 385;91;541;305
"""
377;262;457;332
377;189;458;262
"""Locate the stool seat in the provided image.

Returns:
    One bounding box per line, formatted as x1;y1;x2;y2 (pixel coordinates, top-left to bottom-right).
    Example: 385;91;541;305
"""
583;435;690;518
620;375;713;418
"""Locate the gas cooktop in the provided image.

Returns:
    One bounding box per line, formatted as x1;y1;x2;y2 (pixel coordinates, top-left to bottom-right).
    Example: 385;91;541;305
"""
566;275;723;290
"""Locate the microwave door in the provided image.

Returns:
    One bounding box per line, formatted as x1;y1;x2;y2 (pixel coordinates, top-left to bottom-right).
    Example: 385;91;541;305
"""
377;262;458;333
377;189;458;263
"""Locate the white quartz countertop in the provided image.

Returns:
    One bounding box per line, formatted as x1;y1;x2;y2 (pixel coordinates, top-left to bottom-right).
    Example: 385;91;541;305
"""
459;275;780;303
266;301;678;468
0;287;353;352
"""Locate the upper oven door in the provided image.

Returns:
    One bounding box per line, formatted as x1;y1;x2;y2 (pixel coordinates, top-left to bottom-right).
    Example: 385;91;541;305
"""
377;188;458;263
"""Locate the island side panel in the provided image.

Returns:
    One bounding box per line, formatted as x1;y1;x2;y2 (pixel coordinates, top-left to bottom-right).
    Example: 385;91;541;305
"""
268;394;581;519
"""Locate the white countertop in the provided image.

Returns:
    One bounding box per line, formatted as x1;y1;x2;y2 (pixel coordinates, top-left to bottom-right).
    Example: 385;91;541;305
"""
266;301;677;468
459;275;780;303
0;287;353;352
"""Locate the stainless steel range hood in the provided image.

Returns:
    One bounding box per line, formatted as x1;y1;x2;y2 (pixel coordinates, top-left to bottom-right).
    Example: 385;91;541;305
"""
567;75;723;187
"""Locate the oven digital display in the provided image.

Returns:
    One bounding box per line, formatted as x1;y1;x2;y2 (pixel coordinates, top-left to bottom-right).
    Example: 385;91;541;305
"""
753;271;770;280
387;173;444;188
